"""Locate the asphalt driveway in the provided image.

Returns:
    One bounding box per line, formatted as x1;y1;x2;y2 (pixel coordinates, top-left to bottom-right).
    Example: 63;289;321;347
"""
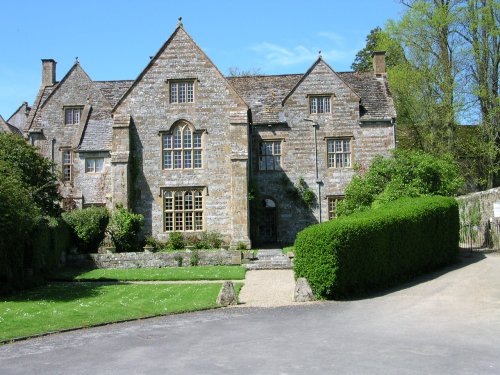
1;253;499;375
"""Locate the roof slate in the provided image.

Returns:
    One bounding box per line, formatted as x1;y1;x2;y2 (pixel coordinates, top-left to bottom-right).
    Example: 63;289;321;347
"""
227;71;395;124
95;80;134;108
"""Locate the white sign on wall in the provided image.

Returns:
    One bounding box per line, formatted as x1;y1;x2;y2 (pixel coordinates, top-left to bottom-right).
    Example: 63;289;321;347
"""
494;202;500;218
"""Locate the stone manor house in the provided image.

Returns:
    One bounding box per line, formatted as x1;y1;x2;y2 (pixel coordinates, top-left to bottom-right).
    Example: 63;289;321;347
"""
2;23;396;248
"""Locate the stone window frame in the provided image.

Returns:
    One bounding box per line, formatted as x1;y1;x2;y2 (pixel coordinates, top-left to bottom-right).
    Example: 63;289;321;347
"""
61;148;73;182
326;137;353;168
258;139;284;172
327;195;344;220
167;79;197;104
64;106;83;126
85;157;105;174
161;187;206;233
161;121;204;170
308;94;332;114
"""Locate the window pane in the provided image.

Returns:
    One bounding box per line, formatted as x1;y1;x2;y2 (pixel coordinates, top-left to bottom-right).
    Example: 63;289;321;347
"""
195;212;203;230
327;140;334;153
274;142;281;155
325;97;331;113
266;156;273;170
184;150;192;168
174;128;182;148
163;134;172;149
63;150;72;164
194;191;203;209
194;133;202;148
310;97;316;113
165;213;173;231
174;151;182;168
164;192;173;210
274;156;281;170
179;83;186;103
185;212;193;231
194;150;202;168
317;98;324;113
183;128;192;148
74;110;80;125
95;158;104;172
65;110;73;125
175;212;183;231
163;151;172;169
170;83;178;103
187;82;194;102
184;192;193;210
86;159;94;173
174;192;183;210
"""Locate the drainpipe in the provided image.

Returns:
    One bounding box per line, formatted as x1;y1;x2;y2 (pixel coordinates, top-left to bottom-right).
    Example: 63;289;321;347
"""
303;119;322;223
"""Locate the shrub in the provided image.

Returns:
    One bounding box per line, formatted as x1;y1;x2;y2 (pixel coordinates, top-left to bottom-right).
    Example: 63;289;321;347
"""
168;232;185;250
294;196;459;299
337;150;464;216
174;254;183;267
63;207;109;253
190;250;200;266
201;231;224;249
107;207;144;253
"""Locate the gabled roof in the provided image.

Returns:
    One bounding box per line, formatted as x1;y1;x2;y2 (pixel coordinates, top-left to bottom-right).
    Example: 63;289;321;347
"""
94;80;134;108
227;74;302;124
113;25;248;112
0;115;22;135
227;62;396;124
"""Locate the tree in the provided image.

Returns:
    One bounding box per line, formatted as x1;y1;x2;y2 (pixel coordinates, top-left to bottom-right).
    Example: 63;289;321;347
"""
337;150;464;216
459;0;500;187
0;133;61;216
227;66;262;77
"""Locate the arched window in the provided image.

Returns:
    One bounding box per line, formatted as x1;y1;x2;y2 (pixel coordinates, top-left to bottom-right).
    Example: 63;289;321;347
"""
162;122;202;169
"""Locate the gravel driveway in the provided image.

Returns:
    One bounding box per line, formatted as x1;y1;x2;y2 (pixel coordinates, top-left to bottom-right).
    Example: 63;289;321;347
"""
1;253;499;375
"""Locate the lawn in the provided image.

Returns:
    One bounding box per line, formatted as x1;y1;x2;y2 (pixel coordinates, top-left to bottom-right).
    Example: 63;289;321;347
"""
0;282;242;342
49;266;247;282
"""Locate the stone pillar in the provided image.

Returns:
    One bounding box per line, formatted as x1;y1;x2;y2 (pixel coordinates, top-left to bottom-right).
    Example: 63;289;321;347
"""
229;122;251;249
111;115;131;209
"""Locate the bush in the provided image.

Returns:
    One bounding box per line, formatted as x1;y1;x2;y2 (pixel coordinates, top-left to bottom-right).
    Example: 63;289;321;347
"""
168;232;186;250
294;196;459;299
337;150;464;216
108;207;144;253
63;207;109;253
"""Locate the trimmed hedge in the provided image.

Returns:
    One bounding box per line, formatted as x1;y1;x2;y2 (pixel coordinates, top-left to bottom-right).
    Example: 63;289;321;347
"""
294;196;459;299
62;207;109;253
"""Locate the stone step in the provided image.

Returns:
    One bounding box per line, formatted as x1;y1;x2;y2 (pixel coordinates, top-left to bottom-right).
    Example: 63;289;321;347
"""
244;259;294;270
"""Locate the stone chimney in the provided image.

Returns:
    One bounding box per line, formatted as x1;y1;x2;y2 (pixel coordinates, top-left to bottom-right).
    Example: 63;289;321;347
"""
372;51;386;76
41;59;57;86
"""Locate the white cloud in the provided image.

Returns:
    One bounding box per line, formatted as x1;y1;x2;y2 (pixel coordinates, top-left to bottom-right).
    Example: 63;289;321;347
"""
251;41;355;69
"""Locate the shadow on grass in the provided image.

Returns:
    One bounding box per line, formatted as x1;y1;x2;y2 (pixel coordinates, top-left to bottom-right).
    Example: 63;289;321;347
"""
335;251;487;301
1;282;105;302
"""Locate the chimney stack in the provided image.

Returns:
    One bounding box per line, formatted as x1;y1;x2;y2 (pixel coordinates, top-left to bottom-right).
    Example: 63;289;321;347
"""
41;59;57;86
372;51;386;76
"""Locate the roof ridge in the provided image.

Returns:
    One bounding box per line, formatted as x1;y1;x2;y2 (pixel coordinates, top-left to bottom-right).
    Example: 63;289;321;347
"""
226;73;303;79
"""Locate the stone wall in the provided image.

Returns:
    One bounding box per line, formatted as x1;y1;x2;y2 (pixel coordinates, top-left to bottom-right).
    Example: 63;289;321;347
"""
457;187;500;225
66;250;242;269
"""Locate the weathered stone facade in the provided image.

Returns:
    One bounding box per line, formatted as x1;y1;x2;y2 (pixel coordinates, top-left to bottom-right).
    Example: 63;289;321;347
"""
17;23;396;247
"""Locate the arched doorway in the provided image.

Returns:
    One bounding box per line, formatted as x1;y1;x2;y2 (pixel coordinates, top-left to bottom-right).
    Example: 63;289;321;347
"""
258;198;277;244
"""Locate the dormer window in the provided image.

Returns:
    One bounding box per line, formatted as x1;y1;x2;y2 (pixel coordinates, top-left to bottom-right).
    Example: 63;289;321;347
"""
170;81;194;103
65;107;82;126
309;96;331;114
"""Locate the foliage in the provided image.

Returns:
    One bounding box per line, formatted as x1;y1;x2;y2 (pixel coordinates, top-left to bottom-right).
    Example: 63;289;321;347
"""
107;207;144;253
62;207;109;254
168;232;186;250
0;133;61;216
0;283;243;342
351;27;406;72
337;149;463;216
174;255;183;267
227;66;262;77
236;242;248;250
281;176;317;208
294;196;459;299
190;250;200;266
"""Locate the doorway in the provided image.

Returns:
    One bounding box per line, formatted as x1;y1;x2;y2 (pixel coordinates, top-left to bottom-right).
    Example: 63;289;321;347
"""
258;198;277;244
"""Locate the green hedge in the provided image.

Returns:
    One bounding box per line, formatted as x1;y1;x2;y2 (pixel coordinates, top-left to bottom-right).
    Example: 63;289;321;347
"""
62;207;109;253
294;196;459;299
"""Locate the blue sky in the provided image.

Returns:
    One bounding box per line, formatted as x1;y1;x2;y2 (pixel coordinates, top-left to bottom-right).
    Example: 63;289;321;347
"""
0;0;404;118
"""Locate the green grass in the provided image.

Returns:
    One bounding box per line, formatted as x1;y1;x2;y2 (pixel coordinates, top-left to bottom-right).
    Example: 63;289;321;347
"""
0;282;243;342
282;246;294;255
49;266;247;282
